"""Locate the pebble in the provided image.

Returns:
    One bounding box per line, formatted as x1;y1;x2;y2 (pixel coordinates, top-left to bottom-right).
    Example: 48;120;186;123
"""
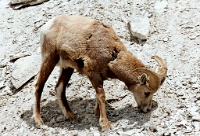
162;131;171;136
50;118;56;124
163;37;168;42
192;84;199;90
149;126;157;132
195;94;200;100
56;115;64;122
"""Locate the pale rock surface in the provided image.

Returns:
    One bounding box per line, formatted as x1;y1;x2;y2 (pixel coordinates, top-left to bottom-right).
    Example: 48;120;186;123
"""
11;55;41;89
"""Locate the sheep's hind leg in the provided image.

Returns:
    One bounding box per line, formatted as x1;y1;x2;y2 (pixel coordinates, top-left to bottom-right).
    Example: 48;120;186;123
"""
55;67;77;121
33;53;58;126
94;98;100;118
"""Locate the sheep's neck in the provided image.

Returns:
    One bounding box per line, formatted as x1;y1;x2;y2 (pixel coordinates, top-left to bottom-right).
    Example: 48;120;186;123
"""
108;51;145;85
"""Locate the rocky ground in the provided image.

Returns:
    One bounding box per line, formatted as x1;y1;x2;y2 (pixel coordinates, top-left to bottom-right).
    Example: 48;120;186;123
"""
0;0;200;135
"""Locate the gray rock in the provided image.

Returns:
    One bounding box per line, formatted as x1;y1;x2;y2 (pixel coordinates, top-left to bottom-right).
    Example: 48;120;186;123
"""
9;52;31;62
9;0;49;9
128;16;150;40
56;115;64;122
11;55;41;89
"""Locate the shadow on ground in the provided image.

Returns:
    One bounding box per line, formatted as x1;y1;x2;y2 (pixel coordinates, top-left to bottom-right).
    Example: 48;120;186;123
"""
21;97;158;130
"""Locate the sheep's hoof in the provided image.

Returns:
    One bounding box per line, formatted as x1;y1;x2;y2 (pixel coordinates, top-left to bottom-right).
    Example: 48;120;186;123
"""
33;114;44;126
100;119;112;131
94;108;100;118
67;112;77;122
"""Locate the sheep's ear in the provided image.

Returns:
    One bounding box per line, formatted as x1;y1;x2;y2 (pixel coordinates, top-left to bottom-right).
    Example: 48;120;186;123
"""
133;68;160;92
138;73;148;85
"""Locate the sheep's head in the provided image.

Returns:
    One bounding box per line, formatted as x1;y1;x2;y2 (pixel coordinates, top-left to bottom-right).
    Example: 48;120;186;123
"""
129;56;167;113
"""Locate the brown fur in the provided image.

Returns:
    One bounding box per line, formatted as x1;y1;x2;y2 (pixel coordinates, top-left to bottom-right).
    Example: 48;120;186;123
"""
33;15;167;131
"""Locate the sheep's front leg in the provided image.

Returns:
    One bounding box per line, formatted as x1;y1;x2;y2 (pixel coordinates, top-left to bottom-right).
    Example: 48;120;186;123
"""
96;87;111;130
89;74;111;131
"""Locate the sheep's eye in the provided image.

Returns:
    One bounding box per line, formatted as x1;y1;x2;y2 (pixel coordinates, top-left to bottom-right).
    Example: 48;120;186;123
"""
144;92;150;97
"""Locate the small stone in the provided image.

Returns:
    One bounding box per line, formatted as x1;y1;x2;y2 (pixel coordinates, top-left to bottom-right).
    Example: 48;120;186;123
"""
163;132;171;136
0;81;5;89
189;35;196;40
9;52;31;62
189;77;198;84
163;37;168;42
0;62;7;68
56;115;64;122
192;84;199;90
50;118;56;124
149;126;157;132
192;116;200;122
182;81;187;86
195;94;200;100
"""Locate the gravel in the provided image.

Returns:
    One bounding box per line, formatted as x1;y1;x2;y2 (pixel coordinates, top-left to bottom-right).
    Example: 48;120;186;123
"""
0;0;200;135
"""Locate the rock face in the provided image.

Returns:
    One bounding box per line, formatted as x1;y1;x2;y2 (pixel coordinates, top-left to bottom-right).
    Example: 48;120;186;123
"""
11;55;41;89
128;16;150;40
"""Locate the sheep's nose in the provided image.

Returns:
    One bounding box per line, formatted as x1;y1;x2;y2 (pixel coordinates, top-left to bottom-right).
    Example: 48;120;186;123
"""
137;106;143;112
141;106;151;113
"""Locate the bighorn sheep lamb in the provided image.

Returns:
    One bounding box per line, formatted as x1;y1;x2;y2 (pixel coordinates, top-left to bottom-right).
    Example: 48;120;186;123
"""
33;15;167;130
